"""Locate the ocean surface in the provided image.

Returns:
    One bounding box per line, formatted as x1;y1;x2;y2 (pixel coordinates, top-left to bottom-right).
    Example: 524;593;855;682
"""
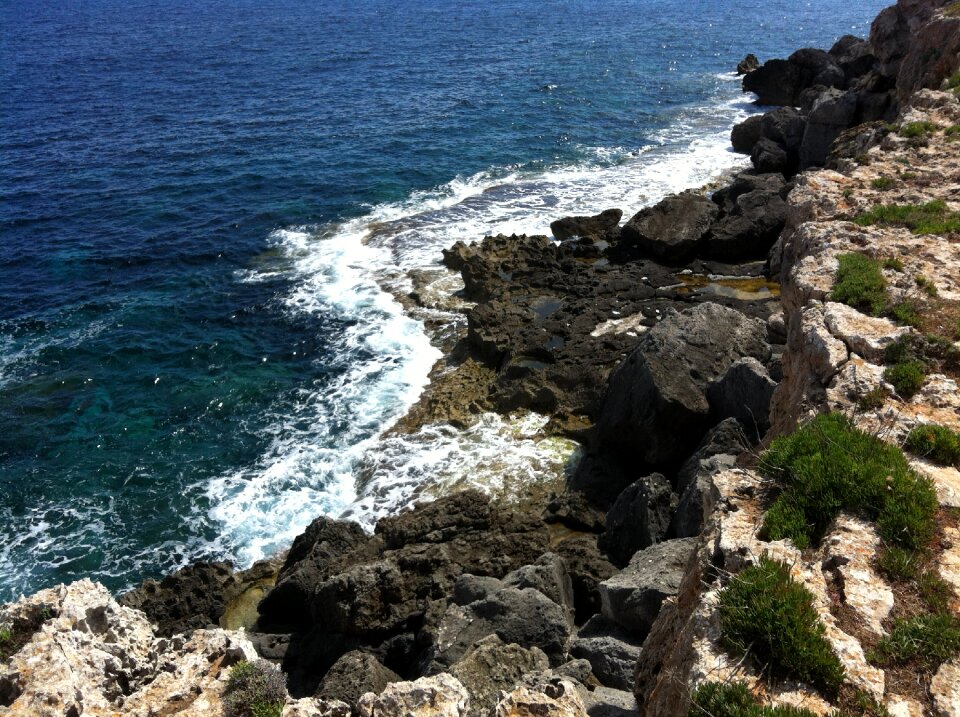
0;0;889;600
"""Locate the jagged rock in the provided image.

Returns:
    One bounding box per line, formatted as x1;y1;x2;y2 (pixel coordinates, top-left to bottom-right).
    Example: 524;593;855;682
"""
706;356;777;437
543;491;607;533
800;88;859;169
598;474;676;566
503;554;576;626
620;191;718;263
284;699;353;717
761;107;806;153
743;48;845;106
829;35;876;83
317;651;401;706
551;209;623;241
822;301;909;362
894;8;960;106
357;674;470;717
706;185;787;260
448;635;550;717
430;585;572;669
258;517;369;629
931;659;960;717
582;688;638;717
731;115;763;154
120;560;276;637
711;171;786;214
553;536;618;625
589;302;769;474
598;539;697;639
495;677;588;717
569;616;642;690
750;137;790;174
737;54;759;75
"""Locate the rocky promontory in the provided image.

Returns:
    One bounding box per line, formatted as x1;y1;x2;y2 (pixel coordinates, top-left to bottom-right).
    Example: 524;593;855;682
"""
3;2;960;716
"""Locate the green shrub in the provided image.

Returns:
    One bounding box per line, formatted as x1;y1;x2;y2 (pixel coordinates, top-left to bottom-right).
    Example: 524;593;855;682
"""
882;257;904;272
883;360;926;398
761;413;937;550
718;557;845;692
687;681;823;717
901;171;918;180
889;300;921;328
854;200;960;235
877;546;919;582
831;253;887;316
904;423;960;466
946;3;960;19
223;660;287;717
898;121;939;138
871;177;895;190
857;387;888;411
870;613;960;668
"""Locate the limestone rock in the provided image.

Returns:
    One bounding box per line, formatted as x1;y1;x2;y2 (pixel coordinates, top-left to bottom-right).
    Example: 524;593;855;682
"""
357;674;470;717
553;537;618;624
448;635;550;717
284;699;353;717
598;474;676;566
931;659;960;717
598;538;697;639
582;687;638;717
495;677;587;717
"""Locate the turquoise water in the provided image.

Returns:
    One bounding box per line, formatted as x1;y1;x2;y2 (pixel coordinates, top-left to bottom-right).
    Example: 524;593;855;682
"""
0;0;888;599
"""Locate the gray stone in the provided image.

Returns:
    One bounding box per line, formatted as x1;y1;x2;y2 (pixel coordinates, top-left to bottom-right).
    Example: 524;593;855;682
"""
620;191;718;263
551;209;623;241
706;356;777;438
598;538;697;638
598;474;676;566
449;635;549;717
750;137;790;174
731;115;763;154
583;687;638;717
800;88;859;169
317;651;401;706
554;537;618;625
504;554;576;626
569;616;642;691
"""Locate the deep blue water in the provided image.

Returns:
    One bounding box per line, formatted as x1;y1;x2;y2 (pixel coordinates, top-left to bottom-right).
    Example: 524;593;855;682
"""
0;0;888;600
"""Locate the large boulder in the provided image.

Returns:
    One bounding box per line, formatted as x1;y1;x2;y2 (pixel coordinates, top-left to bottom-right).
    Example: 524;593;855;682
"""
257;517;369;629
742;48;845;106
705;185;787;260
706;357;777;438
829;35;876;83
736;54;760;75
619;191;718;263
551;209;622;241
503;553;576;626
597;474;675;567
317;651;401;706
554;537;619;625
750;137;790;174
357;674;470;717
598;538;697;639
799;87;859;169
730;115;763;154
589;303;769;473
448;635;550;717
569;616;642;691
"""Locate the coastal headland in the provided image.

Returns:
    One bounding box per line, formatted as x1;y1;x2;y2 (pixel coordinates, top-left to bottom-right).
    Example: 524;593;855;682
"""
2;1;960;716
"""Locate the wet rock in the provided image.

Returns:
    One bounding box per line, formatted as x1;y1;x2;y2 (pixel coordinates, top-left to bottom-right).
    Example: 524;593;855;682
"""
598;538;697;639
620;191;718;263
551;209;623;241
430;585;572;669
743;48;845;106
731;115;763;154
569;616;641;691
357;674;470;717
258;517;369;629
589;302;769;474
553;536;619;625
706;356;777;438
711;171;786;214
448;635;550;717
597;473;676;567
317;651;401;706
503;554;576;626
737;54;760;75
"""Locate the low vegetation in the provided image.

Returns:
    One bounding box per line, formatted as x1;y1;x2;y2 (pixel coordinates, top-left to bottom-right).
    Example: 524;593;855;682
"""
914;275;938;297
687;681;824;717
870;176;895;190
718;557;845;693
898;121;938;139
856;386;888;411
853;200;960;235
904;423;960;466
883;360;927;397
223;660;287;717
889;300;921;328
882;256;904;272
760;413;938;551
831;253;887;316
870;613;960;668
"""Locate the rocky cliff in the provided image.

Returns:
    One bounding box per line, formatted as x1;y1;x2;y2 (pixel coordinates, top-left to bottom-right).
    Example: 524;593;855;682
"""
3;2;960;717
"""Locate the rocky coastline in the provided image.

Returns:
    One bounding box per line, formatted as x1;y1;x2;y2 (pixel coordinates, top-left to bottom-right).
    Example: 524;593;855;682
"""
3;2;960;716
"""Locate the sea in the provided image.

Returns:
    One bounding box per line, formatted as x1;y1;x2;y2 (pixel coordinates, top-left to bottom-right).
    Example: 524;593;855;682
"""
0;0;889;601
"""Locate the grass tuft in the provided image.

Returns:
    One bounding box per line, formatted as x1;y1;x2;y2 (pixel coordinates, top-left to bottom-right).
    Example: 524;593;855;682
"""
718;557;845;693
870;613;960;669
882;257;904;272
831;253;886;316
904;423;960;466
854;200;960;235
687;681;825;717
761;413;938;550
871;177;895;190
898;121;938;138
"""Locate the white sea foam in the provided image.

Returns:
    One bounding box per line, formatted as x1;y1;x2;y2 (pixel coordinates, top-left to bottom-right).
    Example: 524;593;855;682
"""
200;90;759;565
